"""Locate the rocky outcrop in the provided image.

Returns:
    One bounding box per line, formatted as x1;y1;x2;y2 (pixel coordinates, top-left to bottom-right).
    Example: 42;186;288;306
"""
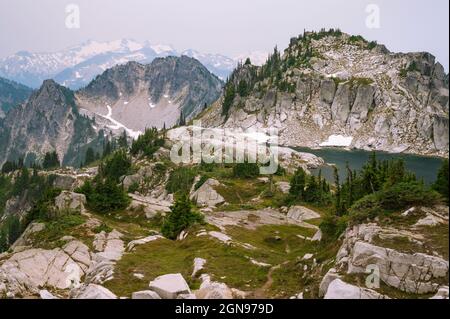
148;273;191;299
331;83;352;125
192;258;207;278
200;31;449;157
71;284;117;299
196;274;233;299
319;268;341;297
83;230;125;286
127;235;163;252
128;193;172;219
10;222;45;249
335;222;449;295
132;290;162;299
346;241;448;294
190;178;225;208
287;206;321;222
0;240;91;297
55;191;86;213
324;279;389;299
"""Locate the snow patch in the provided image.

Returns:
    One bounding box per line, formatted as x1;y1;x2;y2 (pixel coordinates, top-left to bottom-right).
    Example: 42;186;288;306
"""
102;105;142;140
320;135;353;147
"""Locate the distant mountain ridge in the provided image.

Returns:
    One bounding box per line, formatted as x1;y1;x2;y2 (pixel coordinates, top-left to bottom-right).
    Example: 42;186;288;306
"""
0;39;268;89
0;56;223;166
0;77;33;117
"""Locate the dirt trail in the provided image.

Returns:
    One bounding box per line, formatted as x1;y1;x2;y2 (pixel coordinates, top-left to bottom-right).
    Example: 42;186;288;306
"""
251;261;289;298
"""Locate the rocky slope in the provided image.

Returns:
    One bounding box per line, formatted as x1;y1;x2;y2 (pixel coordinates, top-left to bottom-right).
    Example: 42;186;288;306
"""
0;56;223;167
320;206;449;299
77;56;223;132
200;30;449;157
0;149;447;299
0;80;104;167
0;77;33;117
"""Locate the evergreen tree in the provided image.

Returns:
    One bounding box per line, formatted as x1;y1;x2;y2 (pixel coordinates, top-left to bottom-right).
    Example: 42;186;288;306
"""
179;111;186;126
433;159;449;204
103;140;113;158
100;149;132;183
304;175;320;203
42;151;60;170
84;147;96;166
221;82;236;116
117;131;128;149
0;229;7;252
161;194;204;240
7;216;21;245
289;167;307;200
238;80;249;97
233;162;260;179
333;166;344;215
346;162;354;208
12;167;30;196
130;127;164;158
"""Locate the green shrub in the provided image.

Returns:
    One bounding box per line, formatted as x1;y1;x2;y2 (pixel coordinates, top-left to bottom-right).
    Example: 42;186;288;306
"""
130;128;164;158
349;181;441;224
166;167;197;195
93;223;113;234
367;41;378;50
233;162;260;179
194;175;209;191
77;178;130;214
128;181;140;194
289;167;306;200
432;159;449;204
319;214;348;241
100;149;132;183
222;82;236;117
348;35;367;44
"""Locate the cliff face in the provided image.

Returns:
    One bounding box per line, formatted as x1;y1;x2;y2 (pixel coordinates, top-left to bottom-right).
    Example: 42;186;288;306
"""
200;31;449;156
0;56;223;167
77;56;223;131
0;80;102;167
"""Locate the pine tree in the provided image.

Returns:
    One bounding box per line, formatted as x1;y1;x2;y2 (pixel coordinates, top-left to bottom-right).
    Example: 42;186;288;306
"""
103;140;112;158
238;80;248;97
346;162;354;207
85;147;96;166
433;159;449;204
161;194;204;240
0;229;8;253
42;151;60;169
179;111;186;126
222;82;236;116
333;166;343;215
289;167;307;200
304;175;320;203
118;131;128;149
7;216;21;246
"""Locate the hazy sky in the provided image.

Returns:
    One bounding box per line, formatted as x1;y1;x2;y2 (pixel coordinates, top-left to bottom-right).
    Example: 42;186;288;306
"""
0;0;448;69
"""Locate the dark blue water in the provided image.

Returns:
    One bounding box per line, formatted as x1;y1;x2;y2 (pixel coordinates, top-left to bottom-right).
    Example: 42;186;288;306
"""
294;147;446;185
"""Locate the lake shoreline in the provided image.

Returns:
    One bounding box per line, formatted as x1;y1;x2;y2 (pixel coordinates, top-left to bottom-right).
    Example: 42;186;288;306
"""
290;145;446;185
